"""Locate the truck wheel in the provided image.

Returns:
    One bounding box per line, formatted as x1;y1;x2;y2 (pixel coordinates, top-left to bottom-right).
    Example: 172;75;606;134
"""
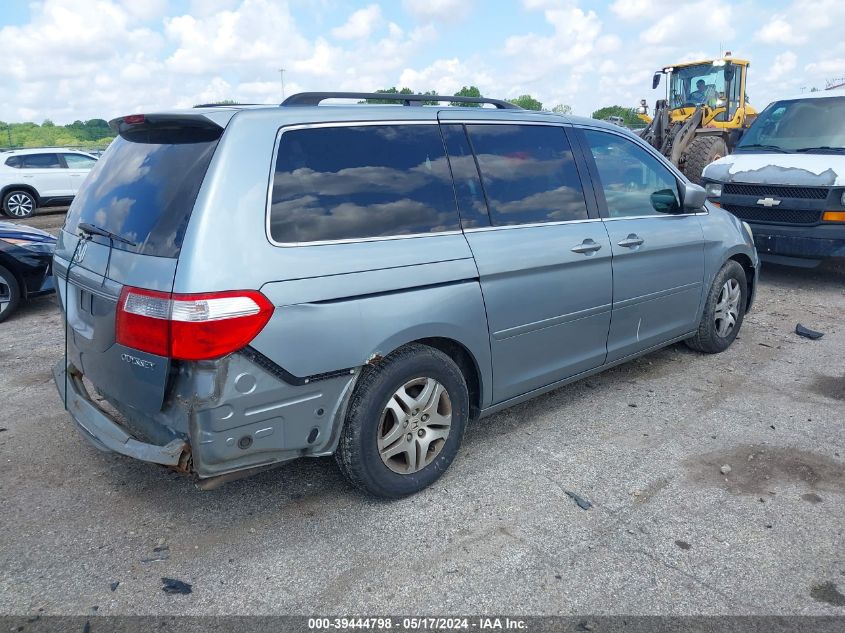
0;265;22;323
335;344;469;498
682;136;728;184
686;260;747;354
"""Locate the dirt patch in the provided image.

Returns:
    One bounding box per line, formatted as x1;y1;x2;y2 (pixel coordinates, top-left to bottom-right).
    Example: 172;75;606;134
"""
810;582;845;607
634;477;670;504
686;445;845;496
810;375;845;402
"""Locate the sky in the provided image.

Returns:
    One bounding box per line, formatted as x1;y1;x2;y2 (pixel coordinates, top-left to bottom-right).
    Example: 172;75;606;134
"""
1;0;844;124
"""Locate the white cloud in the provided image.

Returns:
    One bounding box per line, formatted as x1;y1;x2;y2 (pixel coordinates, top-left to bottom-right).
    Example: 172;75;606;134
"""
163;0;310;75
399;58;493;96
640;3;734;45
402;0;473;23
504;5;603;73
331;5;382;40
754;16;805;45
804;57;845;76
117;0;170;22
767;51;797;81
610;0;672;20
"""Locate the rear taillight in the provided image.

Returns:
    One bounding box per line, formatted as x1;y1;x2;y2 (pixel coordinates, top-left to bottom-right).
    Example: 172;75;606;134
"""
116;287;274;361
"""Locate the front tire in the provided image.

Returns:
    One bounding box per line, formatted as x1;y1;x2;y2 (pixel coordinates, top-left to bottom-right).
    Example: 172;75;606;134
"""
686;260;747;354
336;344;469;498
682;136;728;185
2;190;37;218
0;265;22;323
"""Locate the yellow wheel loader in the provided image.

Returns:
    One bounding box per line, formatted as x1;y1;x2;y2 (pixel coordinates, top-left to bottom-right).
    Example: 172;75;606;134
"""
637;55;757;184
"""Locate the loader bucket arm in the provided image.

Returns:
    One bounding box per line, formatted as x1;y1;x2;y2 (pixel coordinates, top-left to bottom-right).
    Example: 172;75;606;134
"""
669;106;703;166
640;99;670;152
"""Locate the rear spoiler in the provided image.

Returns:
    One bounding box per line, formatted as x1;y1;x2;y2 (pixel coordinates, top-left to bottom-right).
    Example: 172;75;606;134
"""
109;112;230;137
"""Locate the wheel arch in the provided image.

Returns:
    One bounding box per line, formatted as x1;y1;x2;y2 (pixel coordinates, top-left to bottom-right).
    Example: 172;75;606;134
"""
410;337;483;421
728;252;755;312
1;184;41;208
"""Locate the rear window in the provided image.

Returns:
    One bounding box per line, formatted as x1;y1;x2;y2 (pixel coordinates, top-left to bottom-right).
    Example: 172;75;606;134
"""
269;124;459;244
65;129;219;258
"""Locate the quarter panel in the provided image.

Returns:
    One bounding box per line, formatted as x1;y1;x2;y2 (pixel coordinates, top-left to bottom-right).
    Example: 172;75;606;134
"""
250;280;494;407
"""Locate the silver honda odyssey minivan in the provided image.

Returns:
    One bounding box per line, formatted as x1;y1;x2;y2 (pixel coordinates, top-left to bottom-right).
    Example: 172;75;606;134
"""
53;92;758;497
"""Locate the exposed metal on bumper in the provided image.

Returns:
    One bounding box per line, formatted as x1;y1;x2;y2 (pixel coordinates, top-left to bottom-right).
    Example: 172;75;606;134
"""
53;360;189;467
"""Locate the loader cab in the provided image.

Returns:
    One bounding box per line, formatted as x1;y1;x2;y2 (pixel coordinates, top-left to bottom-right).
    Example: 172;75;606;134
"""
652;57;754;129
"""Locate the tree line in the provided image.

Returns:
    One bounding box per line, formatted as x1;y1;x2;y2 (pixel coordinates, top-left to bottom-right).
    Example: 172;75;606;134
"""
365;86;571;113
366;86;642;125
0;119;113;150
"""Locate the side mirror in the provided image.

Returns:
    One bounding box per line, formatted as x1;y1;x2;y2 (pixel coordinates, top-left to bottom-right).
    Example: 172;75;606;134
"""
652;73;662;90
682;182;707;211
724;63;736;82
650;189;679;213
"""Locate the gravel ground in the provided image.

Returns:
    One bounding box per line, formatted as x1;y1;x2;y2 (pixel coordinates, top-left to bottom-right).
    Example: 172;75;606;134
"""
1;209;843;616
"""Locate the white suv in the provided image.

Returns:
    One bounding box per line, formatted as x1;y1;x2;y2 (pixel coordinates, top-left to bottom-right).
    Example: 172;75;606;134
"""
0;148;98;218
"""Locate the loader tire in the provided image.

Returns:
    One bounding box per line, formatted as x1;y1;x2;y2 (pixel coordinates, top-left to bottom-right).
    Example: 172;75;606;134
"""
682;136;728;184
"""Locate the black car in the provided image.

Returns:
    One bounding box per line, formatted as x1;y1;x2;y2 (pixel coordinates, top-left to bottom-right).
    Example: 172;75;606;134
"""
0;221;56;322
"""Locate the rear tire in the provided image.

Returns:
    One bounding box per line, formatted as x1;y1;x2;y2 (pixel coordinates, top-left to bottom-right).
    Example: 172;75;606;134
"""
335;344;469;498
0;265;22;323
682;136;728;184
686;260;747;354
2;190;37;218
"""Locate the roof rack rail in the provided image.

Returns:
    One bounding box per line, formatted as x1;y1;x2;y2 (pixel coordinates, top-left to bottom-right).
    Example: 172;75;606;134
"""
280;92;520;109
193;103;261;108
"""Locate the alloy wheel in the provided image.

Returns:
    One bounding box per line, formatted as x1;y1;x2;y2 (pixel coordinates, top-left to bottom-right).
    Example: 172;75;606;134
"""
0;277;11;316
6;193;34;217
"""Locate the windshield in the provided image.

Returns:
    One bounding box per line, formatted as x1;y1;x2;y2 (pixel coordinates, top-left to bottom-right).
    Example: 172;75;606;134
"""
736;96;845;153
668;62;739;121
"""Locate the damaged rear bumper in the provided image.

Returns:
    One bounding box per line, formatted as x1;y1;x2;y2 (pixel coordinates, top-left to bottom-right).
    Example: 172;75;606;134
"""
53;360;190;468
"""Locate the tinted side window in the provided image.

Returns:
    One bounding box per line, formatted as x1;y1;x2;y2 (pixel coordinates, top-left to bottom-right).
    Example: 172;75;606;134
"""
583;130;681;218
5;156;21;168
22;153;61;169
440;124;489;228
465;124;588;226
63;153;97;169
270;124;459;244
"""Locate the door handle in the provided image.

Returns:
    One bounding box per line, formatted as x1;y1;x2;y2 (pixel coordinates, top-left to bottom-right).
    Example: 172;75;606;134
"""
571;239;603;254
617;234;644;248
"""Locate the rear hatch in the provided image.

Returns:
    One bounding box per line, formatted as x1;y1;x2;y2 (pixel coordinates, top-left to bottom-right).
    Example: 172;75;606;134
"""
54;113;224;413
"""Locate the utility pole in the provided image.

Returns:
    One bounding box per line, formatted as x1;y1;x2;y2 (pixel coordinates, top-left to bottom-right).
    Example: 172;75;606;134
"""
279;68;286;101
